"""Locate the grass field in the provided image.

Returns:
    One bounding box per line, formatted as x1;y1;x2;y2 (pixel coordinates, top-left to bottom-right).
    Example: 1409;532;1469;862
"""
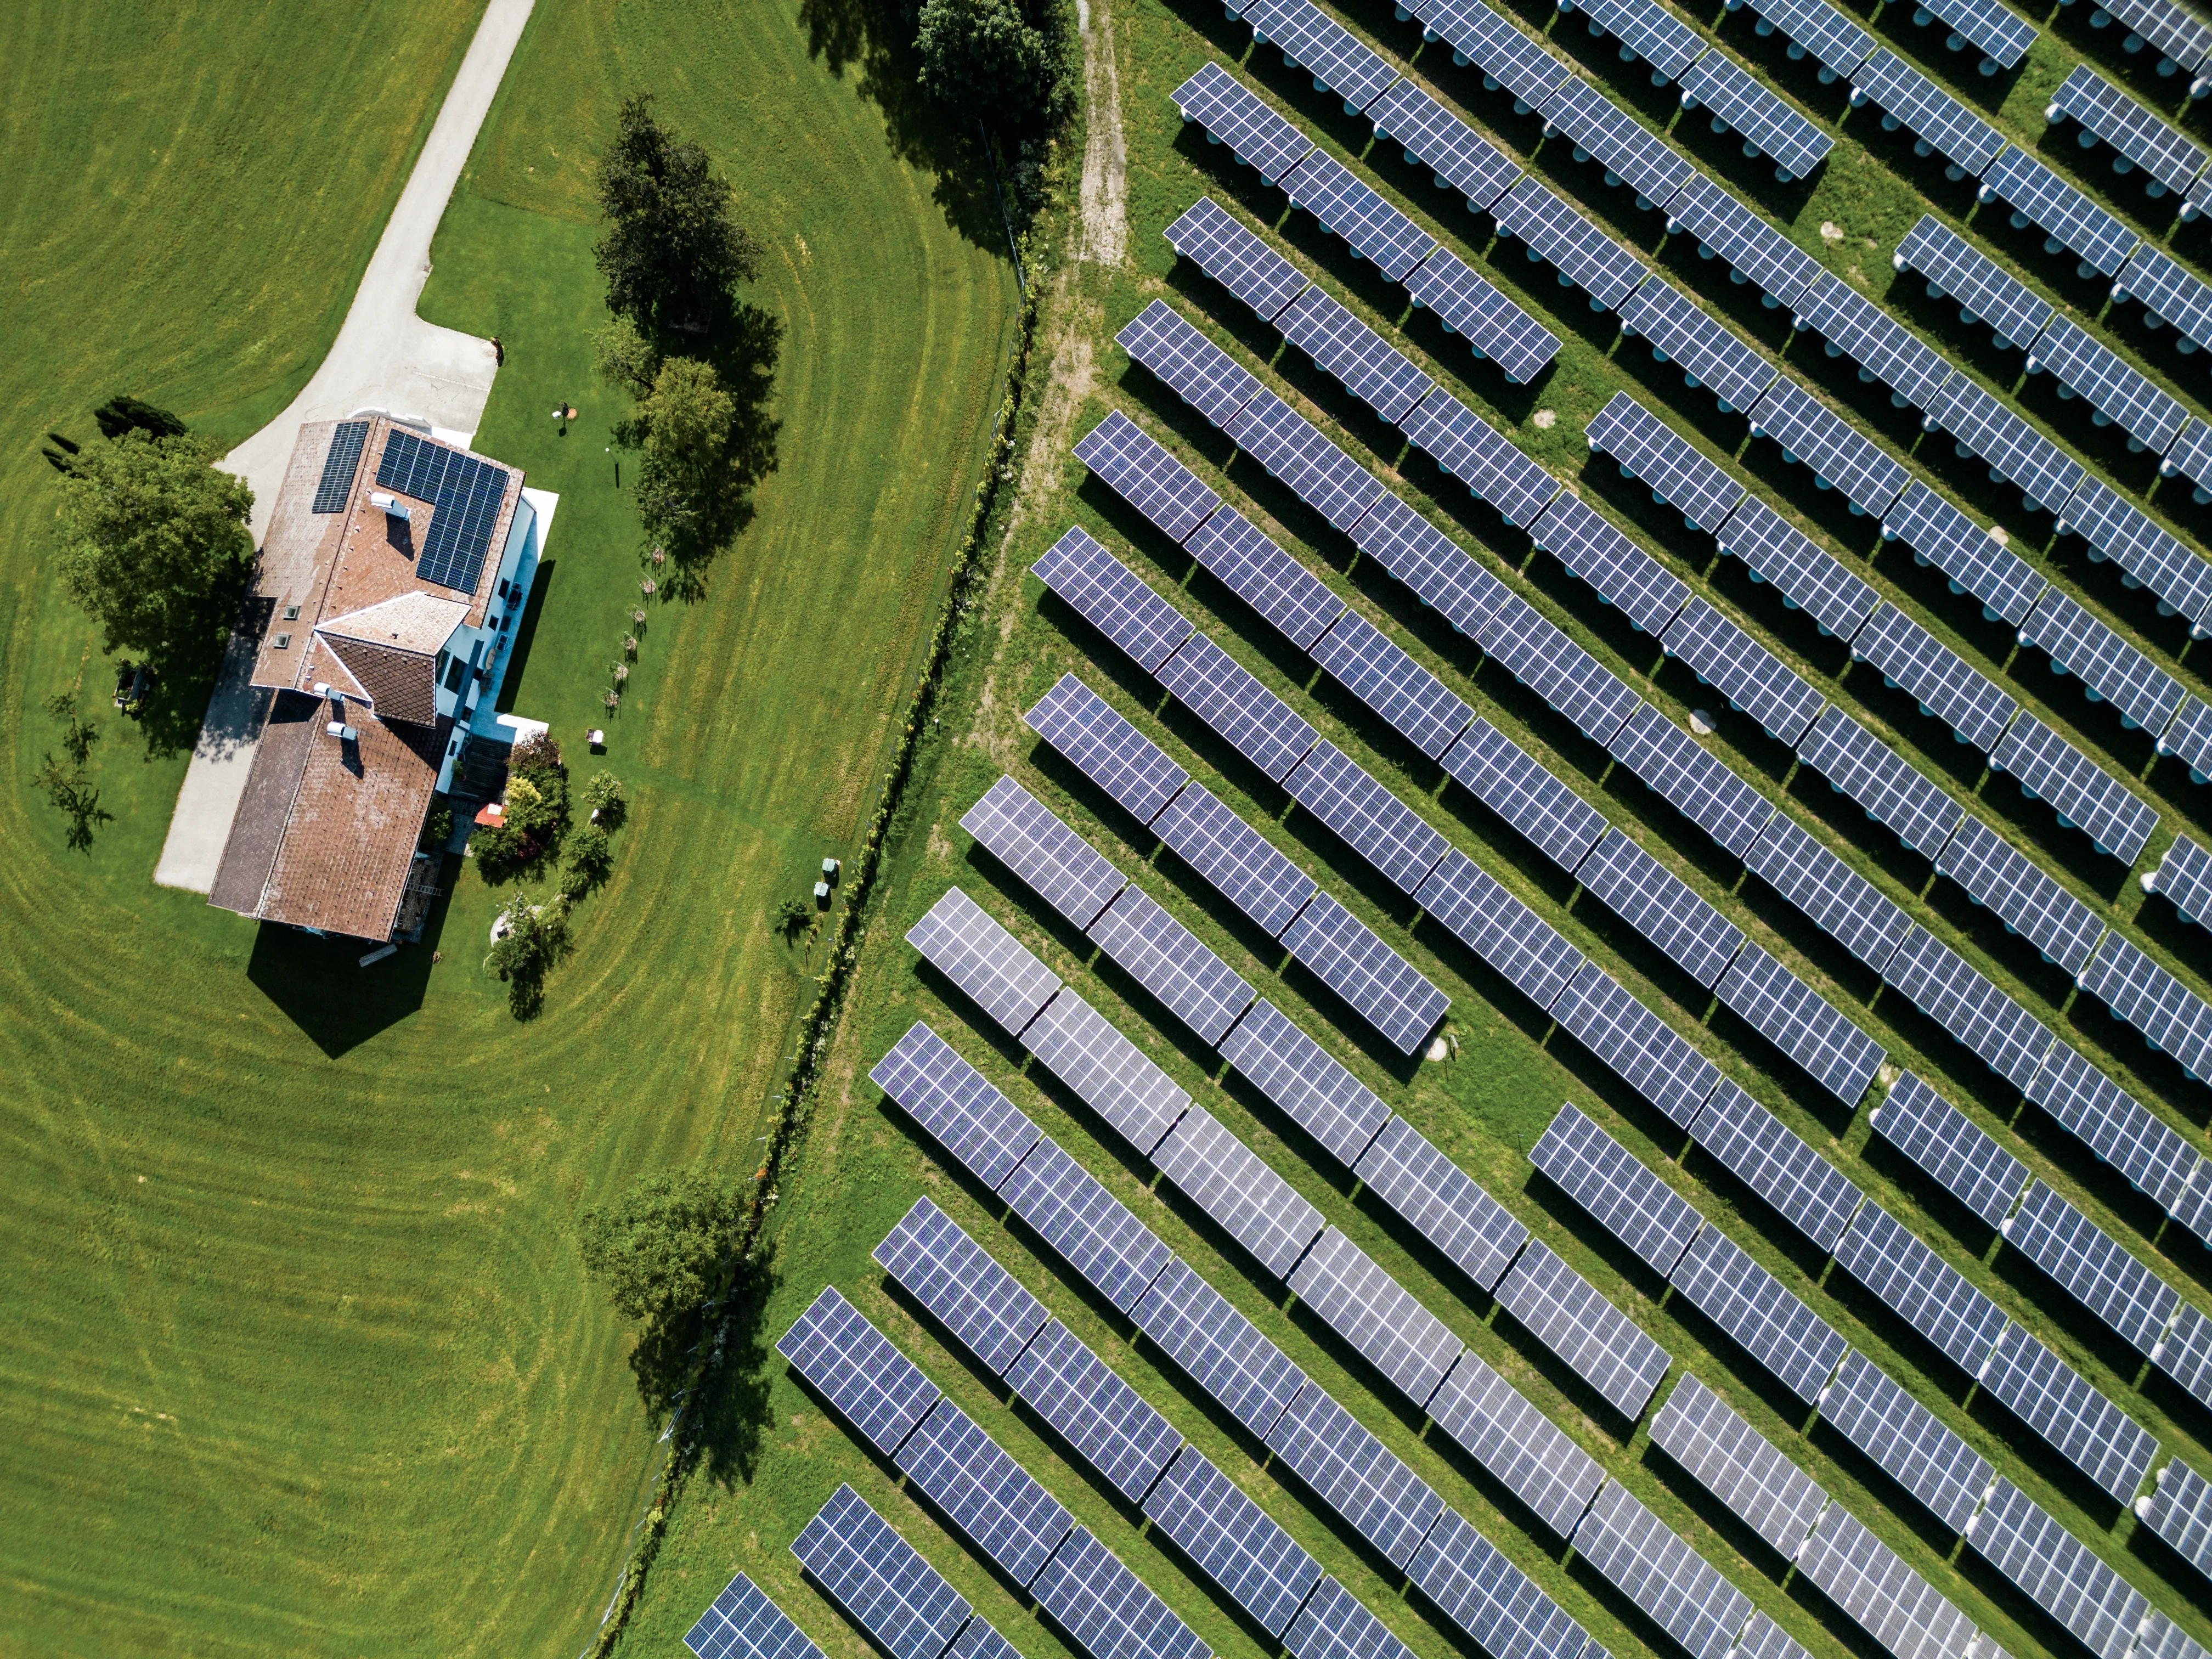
0;0;1014;1654
620;4;2212;1659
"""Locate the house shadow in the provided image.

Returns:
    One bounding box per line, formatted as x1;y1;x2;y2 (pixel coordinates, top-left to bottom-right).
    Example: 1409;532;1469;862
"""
245;861;457;1057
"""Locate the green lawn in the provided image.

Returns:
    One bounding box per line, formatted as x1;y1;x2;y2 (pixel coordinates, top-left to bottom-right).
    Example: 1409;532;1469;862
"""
0;0;1014;1654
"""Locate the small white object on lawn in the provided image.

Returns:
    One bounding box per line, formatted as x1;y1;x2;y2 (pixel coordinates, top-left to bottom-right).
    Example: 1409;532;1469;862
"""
1690;708;1716;735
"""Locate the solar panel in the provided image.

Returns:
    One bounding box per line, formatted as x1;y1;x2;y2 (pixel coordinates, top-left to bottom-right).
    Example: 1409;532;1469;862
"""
2142;1459;2212;1576
1550;961;1722;1127
875;1197;1049;1374
1540;80;1695;205
1217;998;1391;1164
1989;713;2159;864
2078;935;2212;1081
906;887;1063;1038
1795;707;1964;855
2102;0;2212;74
1573;0;1708;78
1668;1224;1850;1403
1713;943;1887;1104
1527;492;1689;637
1284;1577;1418;1659
1086;888;1254;1052
1663;176;1823;304
1412;0;1571;108
2152;835;2212;929
2157;1303;2212;1403
312;420;369;514
1652;1375;1827;1558
1679;52;1832;179
1007;1318;1183;1501
1570;1480;1752;1659
778;1287;941;1453
1398;388;1561;526
1934;816;2103;974
1977;149;2140;278
1172;62;1314;183
1816;1348;1993;1531
1879;482;2045;627
2163;697;2212;782
1439;714;1610;871
1400;246;1560;383
2004;1181;2177;1353
1133;1256;1308;1438
1032;1526;1213;1659
2117;247;2212;357
1893;218;2050;348
1743;813;1909;972
1870;1074;2024;1229
1308;612;1473;759
1745;0;1876;72
1662;599;1825;746
1791;272;1954;412
1496;1238;1674;1417
1921;376;2084;515
1284;741;1449;894
1023;986;1194;1153
1733;1611;1816;1659
1531;1103;1706;1275
1153;634;1319;782
1032;527;1198;675
1587;392;1747;533
1370;80;1521;208
1150;1103;1323;1277
1833;1200;2009;1372
1426;1348;1607;1537
1965;1480;2146;1659
1164;197;1311;321
1279;289;1435;424
963;776;1127;929
1915;0;2036;64
1073;414;1223;548
1119;302;1266;431
1025;675;1189;831
949;1619;1025;1659
1881;927;2053;1094
1265;1383;1448;1567
1793;1505;1984;1659
1150;783;1314;940
1606;703;1776;859
1573;830;1746;989
1280;150;1438;281
1352;1114;1530;1290
1490;178;1649;310
1851;58;2006;175
1618;278;1779;413
1407;1507;1592;1659
1721;500;1876;644
2050;65;2209;194
2025;314;2188;455
999;1138;1175;1312
1287;1227;1463;1406
1748;379;1908;516
2027;1040;2206;1217
2054;478;2212;634
2019;588;2187;734
1343;490;1508;638
375;429;511;594
1414;847;1587;1012
1978;1321;2158;1501
686;1574;830;1659
1242;0;1400;111
1144;1446;1323;1635
1477;593;1643;742
1847;604;2017;752
1226;390;1387;533
896;1402;1076;1586
871;1023;1043;1189
1689;1080;1865;1250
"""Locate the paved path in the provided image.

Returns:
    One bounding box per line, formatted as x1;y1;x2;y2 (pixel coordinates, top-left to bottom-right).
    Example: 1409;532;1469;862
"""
155;0;535;894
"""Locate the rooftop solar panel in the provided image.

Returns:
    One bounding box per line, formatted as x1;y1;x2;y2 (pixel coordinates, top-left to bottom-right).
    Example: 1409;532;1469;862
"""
1540;80;1696;205
1965;1480;2147;1659
1746;0;1877;72
1893;218;2050;348
1851;58;2006;175
2078;934;2212;1081
1977;149;2140;278
1663;176;1824;304
1265;1383;1448;1567
1796;707;1965;855
1587;393;1747;534
1743;812;1910;972
1150;1103;1324;1277
2019;586;2187;735
963;776;1127;929
1491;178;1649;310
1224;391;1388;534
1217;998;1391;1164
2151;835;2212;929
1153;633;1319;782
1278;289;1435;425
2050;64;2210;194
1411;0;1572;106
1847;604;2017;751
1477;593;1644;742
2117;247;2212;357
1135;1256;1310;1437
1933;816;2104;973
1879;482;2046;626
1679;52;1833;179
1716;496;1878;640
1343;491;1508;639
1713;942;1887;1104
2004;1181;2178;1353
2163;697;2212;781
1816;1349;1993;1531
1617;278;1779;413
1307;612;1474;759
1748;379;1909;515
1497;1238;1675;1417
1438;713;1611;871
2055;477;2212;630
1284;740;1449;894
1280;149;1439;281
1087;886;1255;1047
1794;1504;1984;1659
1288;1227;1464;1406
1242;0;1400;112
1007;1318;1184;1501
1073;414;1223;548
1880;926;2052;1092
871;1023;1044;1190
1032;528;1198;676
1024;675;1189;831
907;888;1064;1037
1144;1446;1323;1635
875;1197;1050;1374
1416;845;1588;1013
375;430;511;595
1353;1113;1530;1290
1833;1200;2010;1372
1398;388;1561;526
1575;829;1746;989
1282;890;1451;1054
1119;302;1267;430
1426;1347;1607;1536
1406;1507;1593;1659
895;1402;1076;1586
1662;599;1826;746
1164;197;1311;321
1551;961;1722;1127
1689;1080;1865;1250
1871;1074;2027;1227
1283;1578;1418;1659
1606;702;1777;858
1150;783;1316;940
1668;1224;1850;1403
1922;376;2084;515
1400;246;1560;383
1652;1375;1827;1558
2028;1040;2206;1218
1370;81;1521;208
1791;272;1955;412
1532;1103;1706;1275
1019;989;1193;1157
1528;491;1690;637
1978;1321;2158;1501
1913;0;2036;66
999;1138;1175;1312
2025;314;2189;455
1570;1480;1752;1659
685;1574;828;1659
778;1288;941;1454
2142;1458;2212;1577
1173;61;1315;183
1032;1526;1213;1659
1573;0;1708;78
312;420;369;514
1989;713;2159;863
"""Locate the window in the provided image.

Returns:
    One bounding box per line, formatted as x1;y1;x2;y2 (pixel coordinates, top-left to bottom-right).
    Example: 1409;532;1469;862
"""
443;654;468;692
272;633;292;649
497;578;510;600
281;603;301;622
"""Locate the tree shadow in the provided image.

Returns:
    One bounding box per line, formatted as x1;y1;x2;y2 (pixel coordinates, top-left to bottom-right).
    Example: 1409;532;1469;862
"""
244;879;453;1058
688;1240;784;1487
661;300;785;599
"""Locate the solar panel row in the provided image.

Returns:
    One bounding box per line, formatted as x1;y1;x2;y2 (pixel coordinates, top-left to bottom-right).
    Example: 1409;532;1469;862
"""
1965;1480;2148;1659
2048;63;2210;195
2055;477;2212;642
1567;1480;1753;1659
1905;0;2035;69
1650;1375;1826;1560
1668;1224;1849;1404
686;1574;830;1659
1869;1073;2028;1229
792;1485;974;1659
1977;148;2140;280
1794;1504;1989;1659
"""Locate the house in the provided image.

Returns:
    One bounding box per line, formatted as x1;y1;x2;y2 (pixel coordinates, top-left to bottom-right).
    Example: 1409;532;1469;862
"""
210;416;548;941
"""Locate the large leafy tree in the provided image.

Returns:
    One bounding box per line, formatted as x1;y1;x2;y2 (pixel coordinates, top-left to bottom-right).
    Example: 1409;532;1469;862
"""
632;356;736;551
594;94;762;331
578;1167;741;1324
915;0;1071;132
51;429;253;664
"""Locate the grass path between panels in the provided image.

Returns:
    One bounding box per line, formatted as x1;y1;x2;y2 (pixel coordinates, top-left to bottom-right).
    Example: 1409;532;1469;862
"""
0;0;1015;1654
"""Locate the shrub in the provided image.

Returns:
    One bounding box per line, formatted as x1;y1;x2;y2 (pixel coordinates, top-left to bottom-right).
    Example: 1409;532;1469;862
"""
560;823;613;900
584;771;627;827
484;899;574;1019
420;802;454;851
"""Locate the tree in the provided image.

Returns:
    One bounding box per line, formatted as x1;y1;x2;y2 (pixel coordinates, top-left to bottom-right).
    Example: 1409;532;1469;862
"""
558;822;613;900
51;430;253;666
591;316;659;403
578;1167;741;1325
483;898;574;1018
632;356;736;550
595;94;762;331
915;0;1073;132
